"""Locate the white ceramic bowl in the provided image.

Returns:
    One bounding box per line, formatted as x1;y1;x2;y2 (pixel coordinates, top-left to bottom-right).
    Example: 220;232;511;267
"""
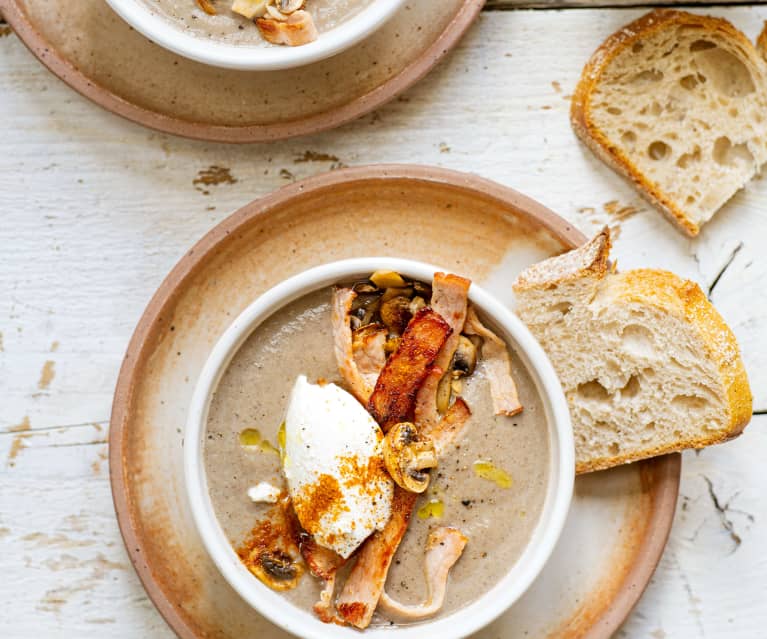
185;257;574;639
105;0;406;70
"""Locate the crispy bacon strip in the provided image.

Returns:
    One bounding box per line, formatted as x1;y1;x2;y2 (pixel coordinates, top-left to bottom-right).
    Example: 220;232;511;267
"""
331;288;375;403
367;308;452;432
464;306;523;416
378;527;468;620
336;400;472;628
414;273;471;427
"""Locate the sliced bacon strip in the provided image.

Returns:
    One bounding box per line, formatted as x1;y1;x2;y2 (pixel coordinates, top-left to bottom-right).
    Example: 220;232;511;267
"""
464;306;523;416
422;398;472;459
301;537;345;581
378;527;468;620
300;536;346;623
367;308;452;432
336;400;472;628
413;365;444;429
336;487;417;628
352;324;388;391
331;288;375;403
414;273;471;428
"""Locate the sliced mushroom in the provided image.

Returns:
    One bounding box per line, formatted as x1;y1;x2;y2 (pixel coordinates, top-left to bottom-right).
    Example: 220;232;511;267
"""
265;3;288;20
409;296;426;315
383;422;437;493
248;549;303;591
278;0;305;12
351;293;381;326
435;371;452;415
370;270;406;289
380;286;413;302
352;280;379;294
380;295;412;334
412;279;432;300
451;335;478;377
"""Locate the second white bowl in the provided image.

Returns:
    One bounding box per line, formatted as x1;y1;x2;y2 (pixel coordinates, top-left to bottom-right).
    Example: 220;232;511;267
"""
105;0;407;70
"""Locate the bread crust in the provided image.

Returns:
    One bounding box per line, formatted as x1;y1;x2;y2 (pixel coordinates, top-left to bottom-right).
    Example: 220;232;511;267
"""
576;268;752;473
571;9;767;237
512;226;611;292
514;229;753;473
757;21;767;61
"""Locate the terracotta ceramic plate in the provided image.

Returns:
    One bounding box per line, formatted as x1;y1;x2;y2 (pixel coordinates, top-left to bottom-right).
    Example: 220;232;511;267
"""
108;165;680;639
0;0;483;143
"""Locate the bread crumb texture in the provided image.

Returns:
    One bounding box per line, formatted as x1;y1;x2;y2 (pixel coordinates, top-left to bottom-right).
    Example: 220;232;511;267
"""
514;228;752;473
572;10;767;236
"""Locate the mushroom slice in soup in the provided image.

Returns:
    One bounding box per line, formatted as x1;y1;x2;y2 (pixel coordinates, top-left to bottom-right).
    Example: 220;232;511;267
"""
237;498;304;591
464;306;523;416
382;422;438;494
378;527;468;620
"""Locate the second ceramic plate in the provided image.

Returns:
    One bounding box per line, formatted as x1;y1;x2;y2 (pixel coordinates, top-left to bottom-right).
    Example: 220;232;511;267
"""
1;0;483;142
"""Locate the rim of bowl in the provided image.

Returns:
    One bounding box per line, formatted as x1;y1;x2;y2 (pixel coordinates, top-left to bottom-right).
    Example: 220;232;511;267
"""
184;257;575;639
104;0;408;71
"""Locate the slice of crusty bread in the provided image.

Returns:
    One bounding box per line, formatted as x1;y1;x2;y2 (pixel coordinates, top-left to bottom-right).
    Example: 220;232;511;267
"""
571;9;767;237
512;228;752;473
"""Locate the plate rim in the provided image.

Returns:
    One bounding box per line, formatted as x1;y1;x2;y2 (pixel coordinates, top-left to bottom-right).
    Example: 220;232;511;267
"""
0;0;485;143
106;164;681;639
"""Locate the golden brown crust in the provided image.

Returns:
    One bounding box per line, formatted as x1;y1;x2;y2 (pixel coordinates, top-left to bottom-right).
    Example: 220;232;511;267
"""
512;226;611;291
570;9;763;237
757;21;767;61
575;268;752;473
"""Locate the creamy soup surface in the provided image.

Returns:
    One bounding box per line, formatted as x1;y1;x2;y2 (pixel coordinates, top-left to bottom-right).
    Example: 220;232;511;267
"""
204;286;551;625
141;0;374;45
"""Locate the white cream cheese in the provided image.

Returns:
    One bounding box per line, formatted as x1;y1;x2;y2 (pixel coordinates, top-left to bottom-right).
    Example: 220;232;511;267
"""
283;375;393;558
247;481;281;504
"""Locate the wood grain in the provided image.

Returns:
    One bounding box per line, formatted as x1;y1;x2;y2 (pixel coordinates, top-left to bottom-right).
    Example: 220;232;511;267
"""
1;5;766;639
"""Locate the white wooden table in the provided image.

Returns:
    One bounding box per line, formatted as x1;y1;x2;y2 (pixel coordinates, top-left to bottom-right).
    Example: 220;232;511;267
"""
1;4;766;637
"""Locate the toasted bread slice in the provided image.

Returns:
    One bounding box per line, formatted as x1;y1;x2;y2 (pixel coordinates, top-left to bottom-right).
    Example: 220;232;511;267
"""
572;10;767;237
513;228;752;473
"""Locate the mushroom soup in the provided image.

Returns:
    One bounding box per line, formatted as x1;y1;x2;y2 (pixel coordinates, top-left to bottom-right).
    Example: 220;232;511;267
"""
204;272;550;628
142;0;375;47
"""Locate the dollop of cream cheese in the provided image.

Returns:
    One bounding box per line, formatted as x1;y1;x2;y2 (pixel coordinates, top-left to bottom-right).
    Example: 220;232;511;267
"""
283;375;393;558
247;481;281;504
